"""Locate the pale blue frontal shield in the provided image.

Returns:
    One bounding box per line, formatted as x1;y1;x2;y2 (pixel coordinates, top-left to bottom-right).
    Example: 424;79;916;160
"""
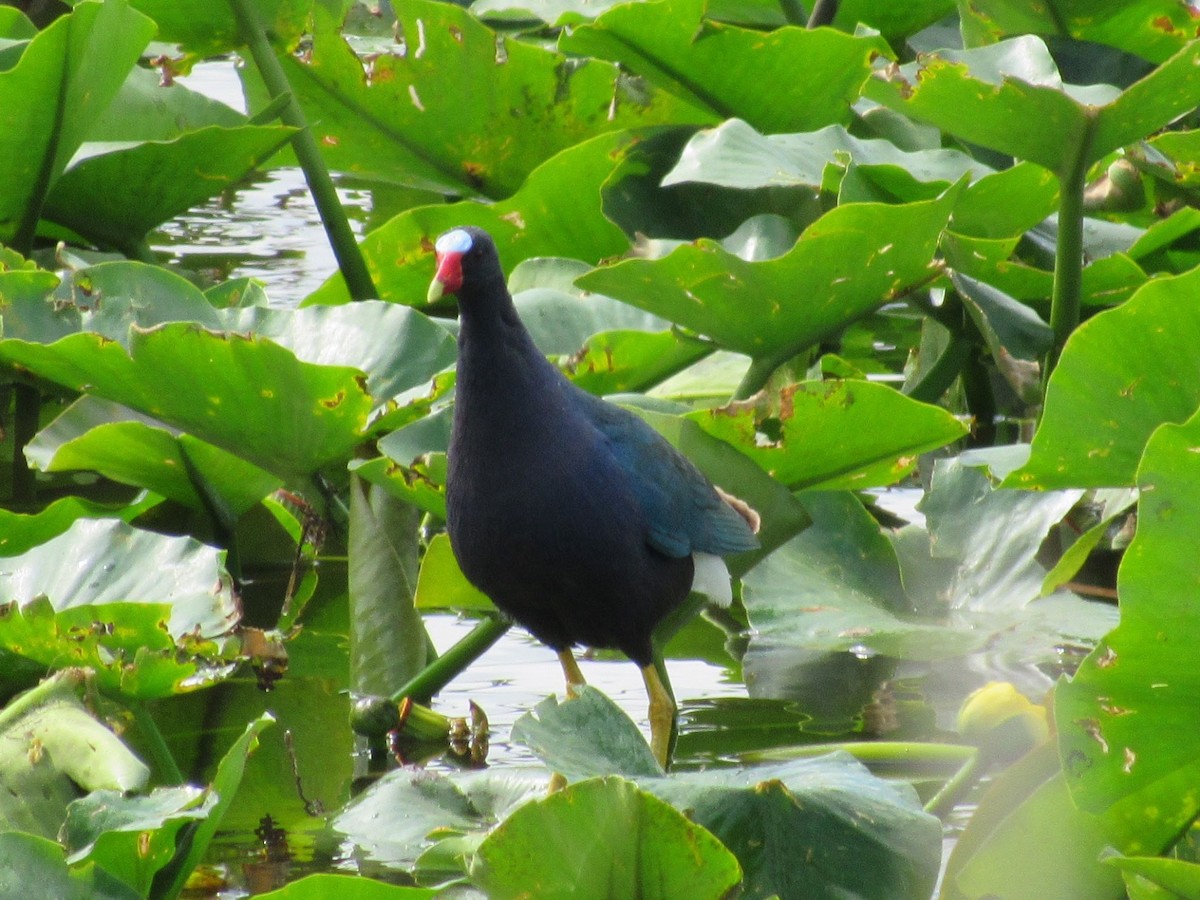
436;229;474;254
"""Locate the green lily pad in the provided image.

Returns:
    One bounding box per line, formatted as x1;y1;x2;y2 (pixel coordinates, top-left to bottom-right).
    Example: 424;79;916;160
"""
126;0;311;56
0;519;241;698
0;0;154;248
959;0;1200;64
42;125;296;248
513;686;940;900
664;119;991;191
0;495;154;558
1004;265;1200;490
26;396;282;517
865;36;1200;178
687;380;968;491
470;776;743;900
252;0;710;198
0;324;374;480
333;766;545;870
943;743;1123;900
1056;407;1200;854
560;0;888;133
307;129;638;306
0;673;150;838
256;875;438;899
577;190;955;359
61;787;212;897
0;832;138;900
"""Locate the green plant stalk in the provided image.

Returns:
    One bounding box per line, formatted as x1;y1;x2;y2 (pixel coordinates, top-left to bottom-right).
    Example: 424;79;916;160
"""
129;699;185;785
11;382;39;504
1044;121;1095;392
905;332;972;404
388;613;510;704
227;0;377;301
806;0;839;28
751;740;975;783
732;345;799;400
923;749;982;820
960;347;997;447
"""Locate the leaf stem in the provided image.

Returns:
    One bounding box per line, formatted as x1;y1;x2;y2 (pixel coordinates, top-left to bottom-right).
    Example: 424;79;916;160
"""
11;382;39;504
806;0;838;28
227;0;377;301
923;749;982;819
129;700;185;784
388;614;510;704
905;332;972;405
732;346;797;400
1044;116;1095;392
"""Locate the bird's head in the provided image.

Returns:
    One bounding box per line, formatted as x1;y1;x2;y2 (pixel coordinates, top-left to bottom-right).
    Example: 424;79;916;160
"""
427;226;501;303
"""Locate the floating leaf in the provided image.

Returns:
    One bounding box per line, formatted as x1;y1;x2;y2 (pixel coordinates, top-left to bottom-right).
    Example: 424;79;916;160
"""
470;776;742;900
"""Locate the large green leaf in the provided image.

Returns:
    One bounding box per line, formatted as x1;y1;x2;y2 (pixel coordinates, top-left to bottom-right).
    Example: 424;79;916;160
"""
864;36;1200;177
149;713;275;899
1004;266;1200;490
26;397;282;517
251;0;710;198
0;496;154;558
1056;407;1200;853
306;129;639;305
469;776;743;900
0;0;155;248
127;0;311;55
61;787;212;897
664;119;991;191
577;191;955;359
743;467;1111;676
0;832;138;900
510;689;664;779
560;0;888;133
0;519;241;698
0;673;150;838
688;380;967;490
513;688;941;900
333;766;545;870
347;476;427;698
959;0;1200;64
222;301;457;407
256;876;437;899
943;743;1123;900
42;125;296;248
0;324;374;480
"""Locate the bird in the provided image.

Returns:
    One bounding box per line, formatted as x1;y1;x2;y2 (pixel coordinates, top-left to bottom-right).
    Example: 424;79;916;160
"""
428;226;760;768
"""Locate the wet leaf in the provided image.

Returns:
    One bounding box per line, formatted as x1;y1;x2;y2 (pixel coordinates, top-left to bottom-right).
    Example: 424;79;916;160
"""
688;381;967;490
470;776;742;900
0;519;240;698
577;190;955;359
1056;407;1200;853
943;743;1122;900
560;0;888;133
1004;266;1200;490
0;674;150;838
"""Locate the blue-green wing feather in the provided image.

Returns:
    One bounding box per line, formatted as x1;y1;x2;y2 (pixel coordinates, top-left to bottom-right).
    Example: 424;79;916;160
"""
575;393;759;559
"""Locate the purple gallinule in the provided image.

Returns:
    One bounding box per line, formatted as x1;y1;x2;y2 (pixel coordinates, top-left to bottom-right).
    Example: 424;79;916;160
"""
429;226;759;767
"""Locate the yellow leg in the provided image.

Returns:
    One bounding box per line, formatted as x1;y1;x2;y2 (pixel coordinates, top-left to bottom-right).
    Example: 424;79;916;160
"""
558;648;586;698
641;663;677;770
